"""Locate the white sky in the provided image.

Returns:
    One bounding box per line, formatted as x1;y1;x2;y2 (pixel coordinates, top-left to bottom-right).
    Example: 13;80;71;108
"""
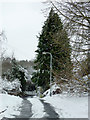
0;0;46;60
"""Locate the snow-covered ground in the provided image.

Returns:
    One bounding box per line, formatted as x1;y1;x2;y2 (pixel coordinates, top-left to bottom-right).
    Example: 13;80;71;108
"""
43;94;88;118
0;93;89;119
42;84;88;118
0;94;22;119
28;83;88;118
27;93;88;118
0;75;89;119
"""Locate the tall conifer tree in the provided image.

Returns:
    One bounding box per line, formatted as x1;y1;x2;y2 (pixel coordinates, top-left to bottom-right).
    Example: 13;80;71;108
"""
31;8;72;91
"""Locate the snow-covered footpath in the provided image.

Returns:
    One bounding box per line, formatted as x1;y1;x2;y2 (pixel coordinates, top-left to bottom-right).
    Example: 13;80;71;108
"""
0;94;22;119
43;94;88;118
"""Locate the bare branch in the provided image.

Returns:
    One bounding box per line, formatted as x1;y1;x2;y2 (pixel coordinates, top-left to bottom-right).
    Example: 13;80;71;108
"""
0;109;7;114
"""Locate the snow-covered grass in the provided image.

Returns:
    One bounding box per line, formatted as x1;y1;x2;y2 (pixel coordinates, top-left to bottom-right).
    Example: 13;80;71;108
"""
27;83;88;118
42;83;88;118
28;96;46;118
0;94;22;119
43;93;88;118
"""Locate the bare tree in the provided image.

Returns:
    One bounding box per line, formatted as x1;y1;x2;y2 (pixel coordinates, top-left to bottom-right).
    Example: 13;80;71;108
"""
0;31;7;76
46;0;89;64
0;31;7;56
47;1;89;52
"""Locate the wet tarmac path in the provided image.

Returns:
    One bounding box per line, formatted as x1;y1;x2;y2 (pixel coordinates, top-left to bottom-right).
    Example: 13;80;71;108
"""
40;99;59;119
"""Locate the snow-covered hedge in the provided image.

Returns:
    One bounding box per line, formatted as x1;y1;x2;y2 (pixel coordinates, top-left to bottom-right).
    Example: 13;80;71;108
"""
43;74;89;97
0;77;21;94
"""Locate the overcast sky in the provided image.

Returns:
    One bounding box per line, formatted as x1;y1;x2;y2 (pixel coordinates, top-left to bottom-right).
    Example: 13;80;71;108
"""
0;0;47;61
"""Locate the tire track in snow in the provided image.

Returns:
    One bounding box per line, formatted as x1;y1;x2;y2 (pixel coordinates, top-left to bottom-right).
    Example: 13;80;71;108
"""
40;99;59;118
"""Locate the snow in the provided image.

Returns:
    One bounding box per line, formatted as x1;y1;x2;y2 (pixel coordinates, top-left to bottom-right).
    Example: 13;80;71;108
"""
27;83;88;118
43;93;88;118
19;66;32;82
0;76;89;119
28;92;88;118
28;96;46;118
0;93;22;119
42;83;88;118
0;77;21;94
43;83;60;96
